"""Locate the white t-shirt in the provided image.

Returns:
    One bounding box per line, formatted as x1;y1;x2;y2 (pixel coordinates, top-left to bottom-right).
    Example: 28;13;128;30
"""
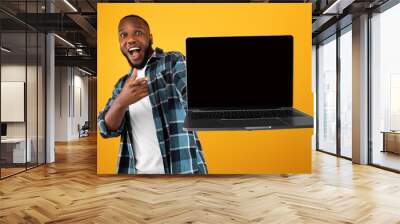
128;67;165;174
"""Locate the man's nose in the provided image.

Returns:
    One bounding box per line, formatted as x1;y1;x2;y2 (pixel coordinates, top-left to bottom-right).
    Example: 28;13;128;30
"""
127;35;137;45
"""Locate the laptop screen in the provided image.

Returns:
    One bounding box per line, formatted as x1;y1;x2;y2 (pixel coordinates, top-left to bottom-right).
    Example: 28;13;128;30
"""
186;35;293;110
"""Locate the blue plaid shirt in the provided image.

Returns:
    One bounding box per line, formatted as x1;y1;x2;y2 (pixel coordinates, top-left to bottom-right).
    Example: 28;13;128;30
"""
98;48;208;174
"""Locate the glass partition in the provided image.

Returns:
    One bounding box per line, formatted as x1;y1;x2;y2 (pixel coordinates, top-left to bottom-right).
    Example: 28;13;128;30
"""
1;21;28;178
317;35;337;155
38;31;45;165
339;27;352;158
27;31;38;169
0;0;46;179
371;3;400;171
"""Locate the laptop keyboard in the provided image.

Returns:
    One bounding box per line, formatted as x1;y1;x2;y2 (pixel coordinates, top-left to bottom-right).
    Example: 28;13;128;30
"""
190;109;302;120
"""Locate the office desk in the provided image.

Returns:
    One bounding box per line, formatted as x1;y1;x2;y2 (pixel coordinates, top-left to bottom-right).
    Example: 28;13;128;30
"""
382;131;400;154
1;138;32;164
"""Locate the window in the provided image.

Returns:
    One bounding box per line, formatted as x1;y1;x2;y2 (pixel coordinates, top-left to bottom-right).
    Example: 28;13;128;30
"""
339;27;352;158
370;2;400;171
317;35;337;154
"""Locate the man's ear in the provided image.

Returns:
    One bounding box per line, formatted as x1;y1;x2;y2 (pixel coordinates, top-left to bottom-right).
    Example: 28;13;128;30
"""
150;34;153;45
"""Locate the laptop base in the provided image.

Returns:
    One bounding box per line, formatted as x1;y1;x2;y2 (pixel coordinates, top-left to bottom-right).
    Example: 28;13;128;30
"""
183;109;313;131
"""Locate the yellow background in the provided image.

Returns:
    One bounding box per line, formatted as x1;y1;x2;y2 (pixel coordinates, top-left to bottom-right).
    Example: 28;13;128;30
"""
97;3;313;174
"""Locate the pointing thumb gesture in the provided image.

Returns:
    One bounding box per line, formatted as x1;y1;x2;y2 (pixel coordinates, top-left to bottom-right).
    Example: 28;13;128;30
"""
131;68;138;81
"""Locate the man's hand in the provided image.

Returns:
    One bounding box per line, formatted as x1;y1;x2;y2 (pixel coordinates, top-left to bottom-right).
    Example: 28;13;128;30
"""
104;68;149;131
116;68;149;108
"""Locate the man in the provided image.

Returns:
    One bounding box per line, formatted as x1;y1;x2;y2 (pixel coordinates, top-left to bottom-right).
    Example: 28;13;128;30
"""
98;15;208;174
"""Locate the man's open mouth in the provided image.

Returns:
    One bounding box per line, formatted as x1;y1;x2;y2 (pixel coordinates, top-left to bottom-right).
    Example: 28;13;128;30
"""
128;47;141;60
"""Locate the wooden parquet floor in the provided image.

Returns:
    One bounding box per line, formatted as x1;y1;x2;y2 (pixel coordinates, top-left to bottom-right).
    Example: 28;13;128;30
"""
1;135;400;224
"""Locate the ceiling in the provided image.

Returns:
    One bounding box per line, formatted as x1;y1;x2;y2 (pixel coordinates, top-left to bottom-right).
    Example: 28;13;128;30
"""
0;0;394;75
1;0;97;74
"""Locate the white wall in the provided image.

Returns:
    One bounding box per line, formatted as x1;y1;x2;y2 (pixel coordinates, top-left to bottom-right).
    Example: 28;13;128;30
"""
1;63;46;164
54;67;89;141
73;72;89;138
1;64;38;137
1;64;26;81
1;65;26;140
55;67;69;141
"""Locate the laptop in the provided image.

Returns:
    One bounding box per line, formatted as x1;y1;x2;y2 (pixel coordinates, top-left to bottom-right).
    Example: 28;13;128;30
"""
183;35;313;131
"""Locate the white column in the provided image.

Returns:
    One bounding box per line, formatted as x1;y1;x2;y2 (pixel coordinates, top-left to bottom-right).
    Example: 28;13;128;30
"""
352;14;369;164
46;33;55;163
46;1;55;163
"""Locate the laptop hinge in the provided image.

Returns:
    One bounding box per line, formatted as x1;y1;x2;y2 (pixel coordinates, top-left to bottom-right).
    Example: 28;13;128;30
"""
189;107;292;112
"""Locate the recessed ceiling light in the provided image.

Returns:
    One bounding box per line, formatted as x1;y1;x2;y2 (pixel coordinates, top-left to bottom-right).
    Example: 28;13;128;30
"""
78;67;93;76
1;47;11;53
54;34;75;48
322;0;354;15
63;0;78;12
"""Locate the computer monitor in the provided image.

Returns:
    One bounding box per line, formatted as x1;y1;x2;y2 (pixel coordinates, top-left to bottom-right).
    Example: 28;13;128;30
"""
1;123;7;137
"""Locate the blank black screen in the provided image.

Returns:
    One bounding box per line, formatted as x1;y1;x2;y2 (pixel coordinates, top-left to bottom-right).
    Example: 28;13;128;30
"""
186;35;293;109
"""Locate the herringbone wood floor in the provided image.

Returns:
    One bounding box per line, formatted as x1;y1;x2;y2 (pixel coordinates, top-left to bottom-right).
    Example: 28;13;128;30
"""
1;135;400;224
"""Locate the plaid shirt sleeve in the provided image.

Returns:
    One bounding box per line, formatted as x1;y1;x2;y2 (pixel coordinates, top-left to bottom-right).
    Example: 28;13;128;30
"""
168;51;208;174
97;76;128;138
171;52;188;111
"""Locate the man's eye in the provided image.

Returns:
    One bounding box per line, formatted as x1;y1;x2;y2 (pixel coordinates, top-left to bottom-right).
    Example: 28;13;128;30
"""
120;33;127;38
135;31;143;36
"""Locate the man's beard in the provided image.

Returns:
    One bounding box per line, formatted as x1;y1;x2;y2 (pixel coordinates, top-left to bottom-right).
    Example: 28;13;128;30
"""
124;43;153;69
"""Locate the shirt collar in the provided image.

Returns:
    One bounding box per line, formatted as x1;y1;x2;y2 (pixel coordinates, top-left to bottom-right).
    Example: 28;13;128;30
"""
149;47;164;61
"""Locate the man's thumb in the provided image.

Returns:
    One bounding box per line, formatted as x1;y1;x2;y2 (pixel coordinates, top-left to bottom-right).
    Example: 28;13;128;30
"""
131;68;138;80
